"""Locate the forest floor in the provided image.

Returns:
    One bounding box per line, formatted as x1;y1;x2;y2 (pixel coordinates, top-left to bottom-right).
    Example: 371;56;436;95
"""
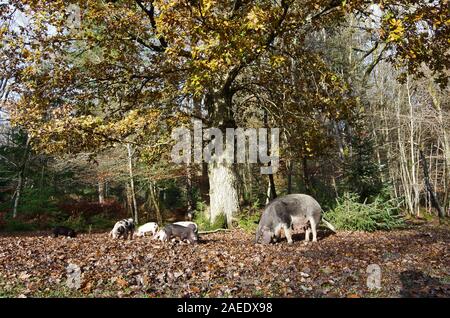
0;221;449;298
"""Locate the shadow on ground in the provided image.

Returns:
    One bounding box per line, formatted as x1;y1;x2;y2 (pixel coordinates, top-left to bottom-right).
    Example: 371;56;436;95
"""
400;270;450;297
291;229;335;242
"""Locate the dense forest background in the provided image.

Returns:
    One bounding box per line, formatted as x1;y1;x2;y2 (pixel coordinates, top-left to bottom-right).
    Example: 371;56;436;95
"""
0;1;449;233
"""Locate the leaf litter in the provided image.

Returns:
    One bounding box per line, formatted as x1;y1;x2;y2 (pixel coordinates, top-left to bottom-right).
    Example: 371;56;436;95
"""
0;223;449;297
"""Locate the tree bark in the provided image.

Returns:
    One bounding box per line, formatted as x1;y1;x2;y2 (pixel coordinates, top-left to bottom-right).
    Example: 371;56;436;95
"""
186;164;194;214
420;149;445;218
265;179;271;205
208;155;239;228
206;90;240;228
126;143;138;224
40;164;45;193
0;77;9;105
200;161;210;203
98;176;105;205
12;135;31;219
302;156;311;192
126;183;133;217
268;165;277;200
406;77;420;216
396;88;415;215
263;109;277;201
287;160;293;194
149;181;163;225
428;82;450;215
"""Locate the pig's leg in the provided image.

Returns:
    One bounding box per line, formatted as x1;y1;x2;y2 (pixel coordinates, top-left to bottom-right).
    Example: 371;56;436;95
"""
309;217;317;242
274;226;282;243
304;228;311;242
282;224;293;244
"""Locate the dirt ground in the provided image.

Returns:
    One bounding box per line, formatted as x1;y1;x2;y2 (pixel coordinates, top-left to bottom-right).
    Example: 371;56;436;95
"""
0;222;449;298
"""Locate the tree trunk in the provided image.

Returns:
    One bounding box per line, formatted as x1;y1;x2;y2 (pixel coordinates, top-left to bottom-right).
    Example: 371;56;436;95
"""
0;77;9;105
268;166;277;199
126;144;138;224
428;82;450;215
246;162;253;202
12;174;24;219
265;179;271;205
149;181;163;225
302;157;311;192
125;183;133;217
12;135;31;219
40;164;45;193
331;175;338;197
263;109;277;201
206;89;240;228
186;164;194;213
98;177;105;205
420;149;445;218
396;88;415;215
200;161;210;204
287;160;293;194
208;157;239;228
406;77;420;217
241;163;248;203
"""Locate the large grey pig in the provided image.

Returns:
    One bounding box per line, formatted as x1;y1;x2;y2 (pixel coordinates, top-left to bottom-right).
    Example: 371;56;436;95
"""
255;194;335;244
173;221;198;234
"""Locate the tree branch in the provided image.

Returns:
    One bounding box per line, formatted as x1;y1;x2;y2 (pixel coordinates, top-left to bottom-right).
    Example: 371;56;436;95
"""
224;0;290;95
135;0;168;49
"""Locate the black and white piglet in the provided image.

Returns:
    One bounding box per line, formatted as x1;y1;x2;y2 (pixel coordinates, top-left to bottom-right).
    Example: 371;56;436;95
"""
52;226;77;238
110;218;135;240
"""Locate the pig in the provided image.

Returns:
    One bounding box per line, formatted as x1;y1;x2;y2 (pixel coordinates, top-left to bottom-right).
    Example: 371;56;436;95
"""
109;218;135;240
52;226;77;238
159;224;198;244
255;194;335;244
153;229;168;241
136;222;159;237
173;221;198;234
